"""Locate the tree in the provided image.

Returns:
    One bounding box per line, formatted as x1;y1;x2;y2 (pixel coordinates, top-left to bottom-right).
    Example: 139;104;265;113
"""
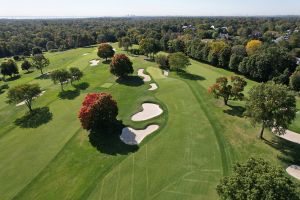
32;54;50;75
110;54;133;78
139;38;160;59
290;70;300;91
155;54;169;69
208;76;247;105
245;82;297;139
118;37;132;51
0;59;19;79
97;43;115;61
69;67;83;84
7;84;41;113
168;52;190;72
50;69;71;91
46;41;57;51
246;39;262;55
21;60;32;72
32;47;43;55
78;93;118;131
217;157;299;200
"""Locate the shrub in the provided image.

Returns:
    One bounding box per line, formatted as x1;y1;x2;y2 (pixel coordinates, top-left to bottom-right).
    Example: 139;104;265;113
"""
155;54;169;69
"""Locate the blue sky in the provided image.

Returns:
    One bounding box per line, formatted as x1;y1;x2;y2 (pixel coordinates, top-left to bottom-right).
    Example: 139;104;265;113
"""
1;0;300;17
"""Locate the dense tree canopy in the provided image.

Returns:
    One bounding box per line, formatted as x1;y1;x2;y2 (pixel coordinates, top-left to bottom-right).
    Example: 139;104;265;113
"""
217;157;299;200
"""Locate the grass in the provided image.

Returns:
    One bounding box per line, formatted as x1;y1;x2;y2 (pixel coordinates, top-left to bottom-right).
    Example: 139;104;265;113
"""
0;44;299;200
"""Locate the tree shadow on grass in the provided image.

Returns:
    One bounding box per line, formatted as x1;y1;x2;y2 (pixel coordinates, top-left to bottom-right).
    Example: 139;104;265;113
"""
58;89;80;100
73;82;90;91
223;105;246;118
116;76;144;87
6;75;21;82
35;73;50;80
177;69;205;81
263;137;300;165
88;121;139;155
102;60;111;64
15;107;53;128
24;71;34;75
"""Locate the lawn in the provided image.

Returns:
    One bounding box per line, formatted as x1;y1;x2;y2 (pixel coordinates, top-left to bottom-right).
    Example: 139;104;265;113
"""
0;44;299;200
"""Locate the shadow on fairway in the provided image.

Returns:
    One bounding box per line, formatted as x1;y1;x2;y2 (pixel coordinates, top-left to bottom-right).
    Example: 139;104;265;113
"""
15;107;53;128
116;76;144;87
89;121;139;155
6;75;21;82
58;89;80;100
223;105;246;118
73;82;90;91
35;73;50;80
24;71;34;74
102;60;111;64
264;137;300;165
177;70;205;81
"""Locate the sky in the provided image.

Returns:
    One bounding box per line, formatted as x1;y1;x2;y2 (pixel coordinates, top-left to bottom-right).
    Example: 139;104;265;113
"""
0;0;300;17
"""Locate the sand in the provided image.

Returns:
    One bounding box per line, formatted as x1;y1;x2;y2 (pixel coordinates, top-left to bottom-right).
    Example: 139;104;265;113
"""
278;129;300;145
138;69;151;82
120;125;159;145
286;165;300;180
89;60;100;66
131;103;163;122
16;91;46;107
148;83;158;91
163;70;169;77
83;53;89;56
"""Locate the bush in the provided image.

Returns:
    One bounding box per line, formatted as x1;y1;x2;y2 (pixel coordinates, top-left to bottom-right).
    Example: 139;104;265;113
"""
129;48;141;55
13;55;20;61
78;93;118;131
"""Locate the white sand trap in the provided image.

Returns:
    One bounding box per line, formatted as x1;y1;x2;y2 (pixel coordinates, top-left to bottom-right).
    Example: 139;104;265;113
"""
131;103;163;121
120;125;159;145
113;48;116;52
278;130;300;145
83;53;89;56
148;83;158;91
163;70;169;77
286;165;300;180
89;60;100;66
16;91;46;106
138;69;151;82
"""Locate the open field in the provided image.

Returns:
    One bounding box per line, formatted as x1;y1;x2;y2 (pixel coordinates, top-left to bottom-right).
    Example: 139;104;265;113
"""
0;44;299;200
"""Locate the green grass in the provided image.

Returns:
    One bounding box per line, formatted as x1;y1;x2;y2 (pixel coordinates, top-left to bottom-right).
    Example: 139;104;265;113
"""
0;44;299;200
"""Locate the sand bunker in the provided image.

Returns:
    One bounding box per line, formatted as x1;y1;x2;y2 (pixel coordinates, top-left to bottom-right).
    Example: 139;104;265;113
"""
148;83;158;91
89;60;100;66
83;53;89;56
278;130;300;145
138;69;151;82
120;125;159;145
163;70;169;77
286;165;300;180
16;91;46;106
131;103;163;121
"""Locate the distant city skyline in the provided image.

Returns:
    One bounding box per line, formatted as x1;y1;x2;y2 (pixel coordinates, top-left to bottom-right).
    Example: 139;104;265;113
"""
1;0;300;17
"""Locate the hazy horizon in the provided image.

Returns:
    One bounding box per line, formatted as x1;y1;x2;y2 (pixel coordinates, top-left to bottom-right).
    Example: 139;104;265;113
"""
1;0;300;17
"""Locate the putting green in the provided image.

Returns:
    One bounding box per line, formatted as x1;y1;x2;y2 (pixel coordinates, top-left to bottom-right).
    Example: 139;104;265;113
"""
0;44;299;200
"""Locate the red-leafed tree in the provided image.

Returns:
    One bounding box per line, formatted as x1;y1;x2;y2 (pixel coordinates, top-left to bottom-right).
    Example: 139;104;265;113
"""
97;43;115;61
110;54;133;78
78;93;118;131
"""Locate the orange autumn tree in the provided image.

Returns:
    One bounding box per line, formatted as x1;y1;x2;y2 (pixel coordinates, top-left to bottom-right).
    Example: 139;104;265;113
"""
78;93;118;131
97;43;115;61
208;76;247;105
246;40;262;55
